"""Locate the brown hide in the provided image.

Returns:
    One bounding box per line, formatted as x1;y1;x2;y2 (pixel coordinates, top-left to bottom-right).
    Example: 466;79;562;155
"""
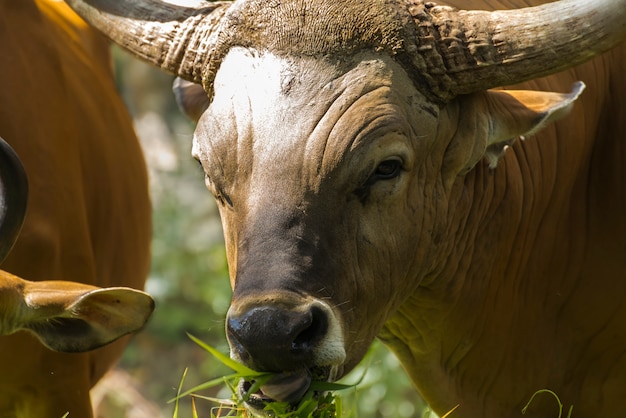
63;0;626;416
0;1;151;417
376;2;626;416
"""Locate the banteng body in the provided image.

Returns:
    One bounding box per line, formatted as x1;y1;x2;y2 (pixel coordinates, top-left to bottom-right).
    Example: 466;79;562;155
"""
67;0;626;416
0;1;152;416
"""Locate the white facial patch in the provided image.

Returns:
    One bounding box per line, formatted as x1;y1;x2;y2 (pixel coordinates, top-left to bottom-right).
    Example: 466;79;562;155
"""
192;48;305;169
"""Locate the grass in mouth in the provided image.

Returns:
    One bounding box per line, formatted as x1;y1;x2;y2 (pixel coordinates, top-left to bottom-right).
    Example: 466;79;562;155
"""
168;334;571;418
171;333;354;417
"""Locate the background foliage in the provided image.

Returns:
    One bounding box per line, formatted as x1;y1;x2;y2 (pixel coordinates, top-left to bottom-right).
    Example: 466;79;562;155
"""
98;46;433;418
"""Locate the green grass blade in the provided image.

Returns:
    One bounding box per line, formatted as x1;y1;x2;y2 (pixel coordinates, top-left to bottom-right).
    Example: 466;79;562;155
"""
241;374;273;402
173;367;188;418
169;373;241;403
335;394;343;417
187;333;263;376
191;396;199;418
189;394;238;405
182;334;354;417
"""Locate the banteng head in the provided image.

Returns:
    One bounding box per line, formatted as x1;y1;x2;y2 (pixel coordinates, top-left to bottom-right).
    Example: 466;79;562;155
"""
66;0;625;411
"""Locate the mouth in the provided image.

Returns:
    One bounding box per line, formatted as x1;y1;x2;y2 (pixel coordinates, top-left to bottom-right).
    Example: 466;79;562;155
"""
238;366;335;415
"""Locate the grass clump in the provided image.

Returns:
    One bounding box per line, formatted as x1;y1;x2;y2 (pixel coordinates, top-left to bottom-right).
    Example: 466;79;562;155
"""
172;334;354;417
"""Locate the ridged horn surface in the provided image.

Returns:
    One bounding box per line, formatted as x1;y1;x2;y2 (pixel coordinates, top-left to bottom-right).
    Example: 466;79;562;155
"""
65;0;231;84
406;0;626;100
67;0;626;101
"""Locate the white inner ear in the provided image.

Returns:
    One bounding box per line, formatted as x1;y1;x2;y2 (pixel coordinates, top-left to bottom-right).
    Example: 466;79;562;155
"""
486;81;586;169
521;81;586;137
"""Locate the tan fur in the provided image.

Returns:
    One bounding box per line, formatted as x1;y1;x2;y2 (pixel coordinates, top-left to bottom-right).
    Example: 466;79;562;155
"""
0;270;153;353
379;4;626;416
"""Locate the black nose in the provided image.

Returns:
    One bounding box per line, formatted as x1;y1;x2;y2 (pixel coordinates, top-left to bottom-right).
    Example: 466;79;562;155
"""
226;304;329;372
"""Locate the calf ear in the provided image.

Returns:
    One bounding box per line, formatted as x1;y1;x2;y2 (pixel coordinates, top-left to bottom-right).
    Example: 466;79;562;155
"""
19;280;155;352
449;82;585;175
172;77;210;122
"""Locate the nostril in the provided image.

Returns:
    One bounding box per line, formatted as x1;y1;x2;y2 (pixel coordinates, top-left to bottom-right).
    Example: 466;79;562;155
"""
226;304;330;371
226;321;251;363
292;306;328;351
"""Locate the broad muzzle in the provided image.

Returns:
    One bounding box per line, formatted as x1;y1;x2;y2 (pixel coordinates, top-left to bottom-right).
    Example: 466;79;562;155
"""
226;294;345;373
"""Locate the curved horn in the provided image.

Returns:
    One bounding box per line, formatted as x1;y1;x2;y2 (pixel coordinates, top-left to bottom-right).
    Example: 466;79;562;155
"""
0;137;28;263
67;0;625;101
410;0;626;100
64;0;232;84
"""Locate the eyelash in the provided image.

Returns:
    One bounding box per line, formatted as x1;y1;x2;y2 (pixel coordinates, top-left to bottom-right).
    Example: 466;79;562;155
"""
371;159;402;181
354;159;403;202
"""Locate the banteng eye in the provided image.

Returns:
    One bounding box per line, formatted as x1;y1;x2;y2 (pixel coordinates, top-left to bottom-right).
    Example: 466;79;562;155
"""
373;159;402;180
355;159;404;201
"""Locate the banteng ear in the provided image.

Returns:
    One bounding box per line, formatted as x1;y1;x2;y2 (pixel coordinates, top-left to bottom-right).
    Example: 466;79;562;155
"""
448;82;585;175
172;77;210;122
13;278;154;352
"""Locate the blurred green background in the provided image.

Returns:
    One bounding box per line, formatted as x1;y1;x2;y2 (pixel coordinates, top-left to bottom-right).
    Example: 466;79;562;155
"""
94;46;433;418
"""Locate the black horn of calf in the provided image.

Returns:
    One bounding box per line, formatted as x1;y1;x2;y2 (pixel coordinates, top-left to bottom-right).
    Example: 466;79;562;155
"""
0;136;28;263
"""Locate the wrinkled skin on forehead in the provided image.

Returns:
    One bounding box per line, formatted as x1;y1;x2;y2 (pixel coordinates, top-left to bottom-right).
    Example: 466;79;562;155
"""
191;46;570;377
188;38;601;415
193;48;443;373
